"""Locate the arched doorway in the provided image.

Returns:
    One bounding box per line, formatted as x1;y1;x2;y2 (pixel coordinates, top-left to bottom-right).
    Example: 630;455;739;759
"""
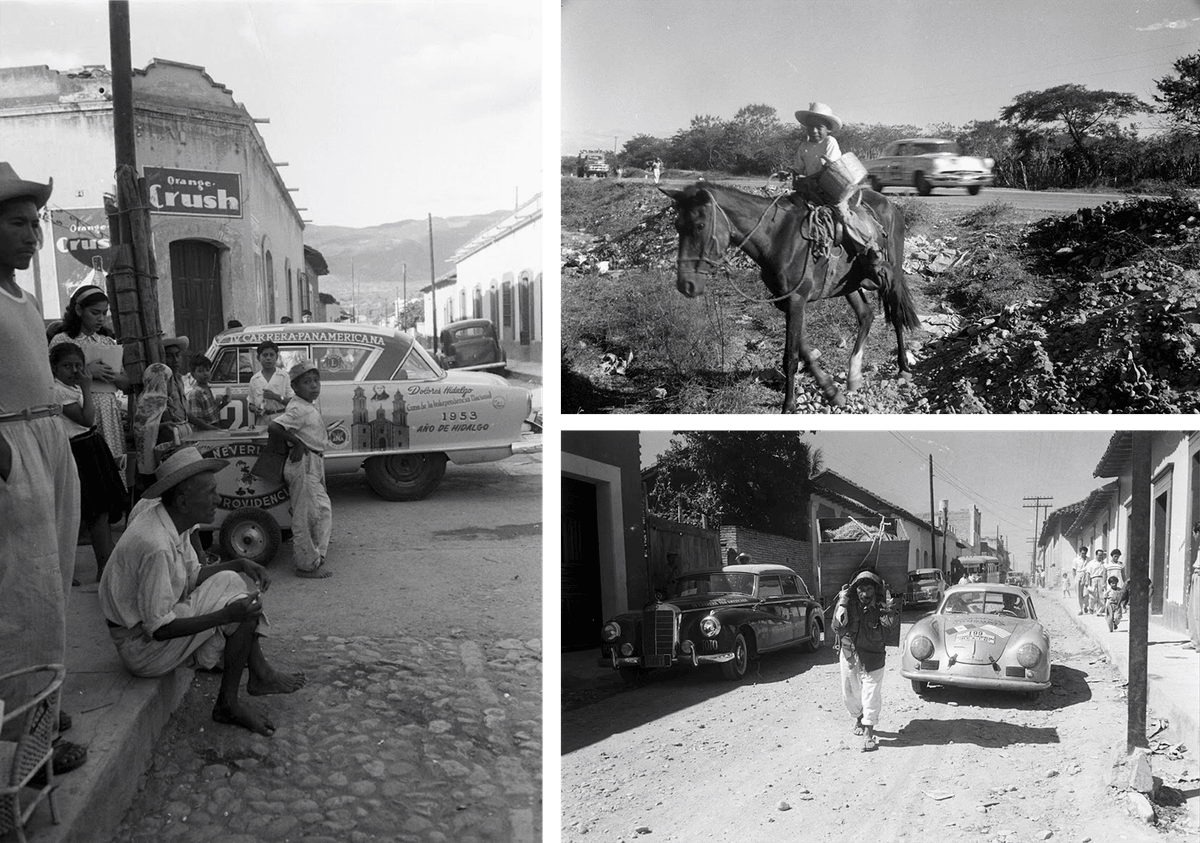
169;240;224;356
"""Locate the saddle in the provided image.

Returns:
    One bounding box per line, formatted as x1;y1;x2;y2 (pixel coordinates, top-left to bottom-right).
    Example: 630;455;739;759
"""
788;190;888;292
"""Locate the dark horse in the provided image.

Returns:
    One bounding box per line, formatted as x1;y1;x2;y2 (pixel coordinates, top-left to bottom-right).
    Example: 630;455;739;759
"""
661;181;920;412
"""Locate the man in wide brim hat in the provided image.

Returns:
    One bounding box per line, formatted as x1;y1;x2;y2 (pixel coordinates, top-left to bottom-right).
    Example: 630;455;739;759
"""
99;445;307;736
0;161;53;208
0;161;92;776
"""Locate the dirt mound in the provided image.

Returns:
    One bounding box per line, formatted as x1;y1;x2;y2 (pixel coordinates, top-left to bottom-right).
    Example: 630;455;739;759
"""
920;196;1200;413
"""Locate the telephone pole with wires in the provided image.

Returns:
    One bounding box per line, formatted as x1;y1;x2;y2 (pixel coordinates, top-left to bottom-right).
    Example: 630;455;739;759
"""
1023;495;1053;577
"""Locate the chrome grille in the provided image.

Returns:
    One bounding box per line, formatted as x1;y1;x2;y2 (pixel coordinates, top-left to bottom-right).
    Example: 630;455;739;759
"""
642;608;676;666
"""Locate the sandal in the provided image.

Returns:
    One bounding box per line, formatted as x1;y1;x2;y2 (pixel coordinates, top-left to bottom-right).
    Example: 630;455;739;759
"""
853;716;864;736
58;711;72;732
862;733;878;752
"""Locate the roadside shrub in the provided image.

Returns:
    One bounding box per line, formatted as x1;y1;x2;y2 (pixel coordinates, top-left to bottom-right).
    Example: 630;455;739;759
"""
928;249;1047;319
956;201;1017;230
891;197;932;234
562;268;736;376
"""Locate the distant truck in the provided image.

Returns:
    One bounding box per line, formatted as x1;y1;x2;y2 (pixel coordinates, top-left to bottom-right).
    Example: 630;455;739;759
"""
576;150;611;178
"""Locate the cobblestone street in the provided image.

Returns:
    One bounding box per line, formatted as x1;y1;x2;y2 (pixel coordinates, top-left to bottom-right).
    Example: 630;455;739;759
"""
114;632;541;843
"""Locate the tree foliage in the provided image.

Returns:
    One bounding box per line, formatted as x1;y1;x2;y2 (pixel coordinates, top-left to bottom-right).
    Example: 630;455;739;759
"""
1154;50;1200;129
1000;83;1148;171
647;432;822;541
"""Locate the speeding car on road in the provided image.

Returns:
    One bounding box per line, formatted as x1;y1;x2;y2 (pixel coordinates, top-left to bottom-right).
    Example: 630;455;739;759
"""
900;583;1051;699
598;564;825;684
864;138;994;196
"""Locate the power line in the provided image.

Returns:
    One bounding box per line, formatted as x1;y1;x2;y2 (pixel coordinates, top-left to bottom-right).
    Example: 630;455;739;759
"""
886;433;1031;533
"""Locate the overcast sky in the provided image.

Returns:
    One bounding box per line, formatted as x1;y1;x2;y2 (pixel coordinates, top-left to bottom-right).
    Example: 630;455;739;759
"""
639;430;1121;571
2;0;542;227
562;0;1199;154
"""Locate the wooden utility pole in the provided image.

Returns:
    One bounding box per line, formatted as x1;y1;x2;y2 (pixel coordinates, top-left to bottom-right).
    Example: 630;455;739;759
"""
107;0;161;383
1024;496;1053;577
428;213;438;353
928;455;937;570
1127;433;1151;752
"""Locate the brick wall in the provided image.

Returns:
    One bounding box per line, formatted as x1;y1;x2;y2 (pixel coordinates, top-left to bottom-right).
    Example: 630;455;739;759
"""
720;525;814;587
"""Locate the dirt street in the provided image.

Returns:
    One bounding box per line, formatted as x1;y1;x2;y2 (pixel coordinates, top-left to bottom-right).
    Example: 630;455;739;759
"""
562;592;1194;843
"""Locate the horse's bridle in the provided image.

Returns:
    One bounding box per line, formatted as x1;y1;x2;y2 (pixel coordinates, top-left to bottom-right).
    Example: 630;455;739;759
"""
676;191;810;304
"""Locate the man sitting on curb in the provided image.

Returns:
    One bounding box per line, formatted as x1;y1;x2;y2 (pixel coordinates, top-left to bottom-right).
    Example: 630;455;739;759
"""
99;446;306;736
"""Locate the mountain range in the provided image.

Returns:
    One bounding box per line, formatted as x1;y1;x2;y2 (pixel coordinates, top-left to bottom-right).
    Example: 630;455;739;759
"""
303;210;510;323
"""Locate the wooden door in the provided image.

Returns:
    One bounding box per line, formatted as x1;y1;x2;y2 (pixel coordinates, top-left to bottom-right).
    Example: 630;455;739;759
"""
169;240;223;358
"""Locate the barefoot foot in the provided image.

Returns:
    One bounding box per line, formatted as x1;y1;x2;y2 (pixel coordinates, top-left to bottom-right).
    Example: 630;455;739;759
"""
295;568;332;579
212;701;275;736
248;668;307;696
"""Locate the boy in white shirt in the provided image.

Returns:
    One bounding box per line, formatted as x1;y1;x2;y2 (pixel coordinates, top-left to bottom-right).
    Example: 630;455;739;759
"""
792;101;885;287
269;359;331;579
248;340;291;427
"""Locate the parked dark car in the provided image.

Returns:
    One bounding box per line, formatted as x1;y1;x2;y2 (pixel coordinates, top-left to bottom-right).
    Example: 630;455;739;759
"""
438;318;506;372
905;568;947;608
598;564;825;684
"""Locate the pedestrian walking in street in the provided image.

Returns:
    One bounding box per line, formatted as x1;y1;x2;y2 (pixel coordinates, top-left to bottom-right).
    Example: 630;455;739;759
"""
269;359;332;579
51;341;128;581
1187;524;1200;651
0;162;89;777
248;340;291;428
99;446;306;736
1086;550;1107;614
831;569;898;752
1073;546;1090;614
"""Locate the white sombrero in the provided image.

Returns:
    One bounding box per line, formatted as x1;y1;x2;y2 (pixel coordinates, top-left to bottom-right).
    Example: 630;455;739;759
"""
142;446;229;499
794;102;843;132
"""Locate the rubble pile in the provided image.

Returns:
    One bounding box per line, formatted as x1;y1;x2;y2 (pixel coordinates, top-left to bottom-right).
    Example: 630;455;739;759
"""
1025;196;1200;274
919;195;1200;413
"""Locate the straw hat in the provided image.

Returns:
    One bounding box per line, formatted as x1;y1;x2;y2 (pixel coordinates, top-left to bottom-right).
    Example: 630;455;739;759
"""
0;162;53;208
794;102;843;132
162;335;190;354
141;446;229;499
289;358;319;382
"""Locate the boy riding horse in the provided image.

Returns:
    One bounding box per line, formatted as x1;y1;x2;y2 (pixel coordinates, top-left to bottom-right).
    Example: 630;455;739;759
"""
791;102;889;290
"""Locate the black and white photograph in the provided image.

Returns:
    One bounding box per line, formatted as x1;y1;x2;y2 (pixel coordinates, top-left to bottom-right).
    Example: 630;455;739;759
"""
1;2;541;841
561;0;1200;414
561;431;1200;842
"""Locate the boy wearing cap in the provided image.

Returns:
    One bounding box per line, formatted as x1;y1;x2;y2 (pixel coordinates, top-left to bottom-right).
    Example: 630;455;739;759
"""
831;568;899;752
269;360;332;579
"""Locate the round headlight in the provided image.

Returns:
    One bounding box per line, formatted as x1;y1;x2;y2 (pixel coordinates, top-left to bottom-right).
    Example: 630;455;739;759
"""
699;616;721;638
620;643;635;657
1016;643;1043;669
909;635;934;661
600;621;621;643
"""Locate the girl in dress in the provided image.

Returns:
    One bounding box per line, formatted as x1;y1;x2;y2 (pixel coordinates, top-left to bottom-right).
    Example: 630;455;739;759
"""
49;285;130;480
50;342;128;581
